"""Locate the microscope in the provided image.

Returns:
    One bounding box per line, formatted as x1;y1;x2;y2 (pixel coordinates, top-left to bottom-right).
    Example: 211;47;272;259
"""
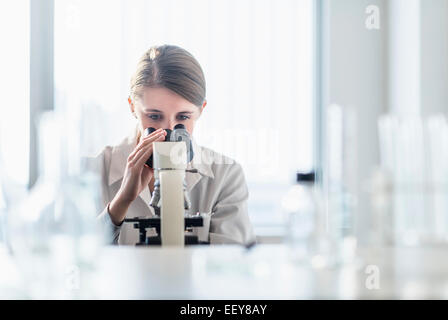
124;124;209;246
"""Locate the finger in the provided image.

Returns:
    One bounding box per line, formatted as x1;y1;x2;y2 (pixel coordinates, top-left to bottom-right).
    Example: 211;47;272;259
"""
128;128;166;163
133;143;156;168
129;133;165;162
131;135;165;169
128;131;165;161
128;143;153;168
135;129;166;153
130;129;163;159
143;128;165;140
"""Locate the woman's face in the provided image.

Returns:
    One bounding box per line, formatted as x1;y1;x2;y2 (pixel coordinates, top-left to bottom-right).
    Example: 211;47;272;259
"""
130;87;206;137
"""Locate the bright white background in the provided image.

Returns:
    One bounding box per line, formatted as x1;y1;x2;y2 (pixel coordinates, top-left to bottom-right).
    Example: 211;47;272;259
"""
1;0;314;236
0;0;30;187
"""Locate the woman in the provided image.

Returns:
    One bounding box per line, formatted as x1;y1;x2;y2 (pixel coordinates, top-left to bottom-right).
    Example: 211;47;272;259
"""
94;45;255;246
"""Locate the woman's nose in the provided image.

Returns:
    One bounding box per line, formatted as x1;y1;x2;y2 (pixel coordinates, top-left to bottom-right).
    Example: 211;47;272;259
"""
166;121;178;131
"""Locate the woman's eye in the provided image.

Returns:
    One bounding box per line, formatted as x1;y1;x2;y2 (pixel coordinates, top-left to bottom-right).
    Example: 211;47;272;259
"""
178;115;190;121
148;114;161;121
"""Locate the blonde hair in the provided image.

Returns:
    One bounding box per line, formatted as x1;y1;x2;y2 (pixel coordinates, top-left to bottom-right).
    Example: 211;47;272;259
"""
130;45;206;107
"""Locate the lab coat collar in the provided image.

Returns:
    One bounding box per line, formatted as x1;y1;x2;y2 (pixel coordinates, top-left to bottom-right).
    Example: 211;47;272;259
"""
108;126;214;199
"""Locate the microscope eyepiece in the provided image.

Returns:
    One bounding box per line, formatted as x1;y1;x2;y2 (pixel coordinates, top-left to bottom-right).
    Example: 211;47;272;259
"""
144;127;156;137
144;127;189;168
174;123;186;130
144;127;172;140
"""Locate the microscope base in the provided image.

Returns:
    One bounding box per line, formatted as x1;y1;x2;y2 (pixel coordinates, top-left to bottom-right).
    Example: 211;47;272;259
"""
136;235;209;246
124;215;209;246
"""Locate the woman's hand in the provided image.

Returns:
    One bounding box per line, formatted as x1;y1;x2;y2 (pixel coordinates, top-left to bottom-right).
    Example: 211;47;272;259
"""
108;128;166;225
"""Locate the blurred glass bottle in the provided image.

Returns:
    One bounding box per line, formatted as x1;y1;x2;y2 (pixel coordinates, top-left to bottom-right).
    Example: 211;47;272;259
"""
323;104;357;266
0;155;24;298
0;130;8;251
0;174;6;249
0;135;31;298
7;111;104;299
282;172;328;265
368;168;394;246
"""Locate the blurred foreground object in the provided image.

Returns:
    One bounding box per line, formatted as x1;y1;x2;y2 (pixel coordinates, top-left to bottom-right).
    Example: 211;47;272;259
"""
7;111;106;299
377;113;448;246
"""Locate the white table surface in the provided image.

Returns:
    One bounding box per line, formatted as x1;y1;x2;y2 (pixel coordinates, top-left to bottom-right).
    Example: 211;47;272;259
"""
90;243;448;299
2;243;448;299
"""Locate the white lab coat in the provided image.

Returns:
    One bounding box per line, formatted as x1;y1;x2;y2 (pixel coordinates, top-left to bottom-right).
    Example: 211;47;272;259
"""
91;127;256;246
